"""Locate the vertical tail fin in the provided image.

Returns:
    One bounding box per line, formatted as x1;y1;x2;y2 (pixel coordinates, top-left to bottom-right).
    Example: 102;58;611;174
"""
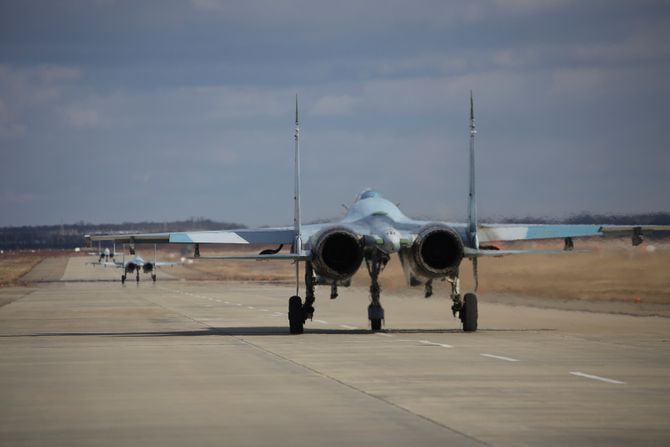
468;91;479;250
293;95;303;296
293;95;302;255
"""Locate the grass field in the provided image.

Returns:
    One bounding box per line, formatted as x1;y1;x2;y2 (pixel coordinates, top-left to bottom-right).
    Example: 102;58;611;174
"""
0;252;48;287
170;238;670;304
3;238;668;304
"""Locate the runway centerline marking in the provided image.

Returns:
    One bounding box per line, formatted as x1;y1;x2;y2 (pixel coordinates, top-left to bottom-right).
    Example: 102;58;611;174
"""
419;340;453;348
570;371;626;385
480;353;519;362
313;319;328;324
340;325;358;330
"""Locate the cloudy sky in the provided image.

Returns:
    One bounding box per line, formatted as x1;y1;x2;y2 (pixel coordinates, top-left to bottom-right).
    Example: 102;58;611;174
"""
1;0;668;227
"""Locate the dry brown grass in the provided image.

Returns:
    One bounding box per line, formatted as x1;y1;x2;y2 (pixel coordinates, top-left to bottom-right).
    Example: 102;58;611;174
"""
112;240;670;304
0;252;48;287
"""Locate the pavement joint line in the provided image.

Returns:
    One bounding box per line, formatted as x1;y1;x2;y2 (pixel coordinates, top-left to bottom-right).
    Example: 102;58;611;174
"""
228;330;491;447
480;353;519;362
570;371;626;384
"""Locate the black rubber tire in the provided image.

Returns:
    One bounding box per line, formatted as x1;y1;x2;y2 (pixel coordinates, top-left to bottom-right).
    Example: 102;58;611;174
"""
152;274;156;282
370;318;382;331
461;293;478;332
288;295;304;335
121;275;126;284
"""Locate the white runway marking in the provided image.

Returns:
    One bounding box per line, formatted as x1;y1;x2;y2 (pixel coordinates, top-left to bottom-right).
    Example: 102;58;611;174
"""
314;319;328;324
260;309;269;312
376;333;393;337
248;306;255;309
480;353;519;362
340;325;358;330
570;372;626;385
419;340;452;348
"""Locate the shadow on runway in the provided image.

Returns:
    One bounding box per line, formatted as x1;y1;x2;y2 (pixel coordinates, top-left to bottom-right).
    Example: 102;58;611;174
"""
0;326;556;338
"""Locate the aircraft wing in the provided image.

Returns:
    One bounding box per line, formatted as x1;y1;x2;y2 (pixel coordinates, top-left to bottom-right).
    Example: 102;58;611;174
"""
154;261;178;267
478;224;669;243
88;228;296;245
99;261;124;268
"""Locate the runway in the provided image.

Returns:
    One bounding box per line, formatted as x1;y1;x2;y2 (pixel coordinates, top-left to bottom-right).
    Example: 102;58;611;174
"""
1;257;669;446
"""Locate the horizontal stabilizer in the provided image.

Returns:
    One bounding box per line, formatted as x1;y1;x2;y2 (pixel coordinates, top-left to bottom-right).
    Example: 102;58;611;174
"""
193;253;311;261
464;248;580;258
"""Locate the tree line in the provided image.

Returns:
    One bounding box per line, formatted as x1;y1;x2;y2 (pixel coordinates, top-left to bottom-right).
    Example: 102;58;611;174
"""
0;218;245;250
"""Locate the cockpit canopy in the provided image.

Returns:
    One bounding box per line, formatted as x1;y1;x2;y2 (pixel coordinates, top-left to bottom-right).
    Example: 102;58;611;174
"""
357;189;382;201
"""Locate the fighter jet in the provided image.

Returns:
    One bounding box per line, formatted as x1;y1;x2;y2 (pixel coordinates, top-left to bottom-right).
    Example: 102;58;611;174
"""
88;241;123;263
88;94;669;333
100;249;178;283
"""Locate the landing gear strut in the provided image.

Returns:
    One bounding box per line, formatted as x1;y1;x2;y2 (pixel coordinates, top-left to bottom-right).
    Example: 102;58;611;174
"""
447;275;478;332
365;250;389;331
287;262;316;335
151;274;157;282
121;274;126;284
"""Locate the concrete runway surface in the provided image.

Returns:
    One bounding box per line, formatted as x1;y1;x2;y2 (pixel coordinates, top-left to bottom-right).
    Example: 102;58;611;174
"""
1;257;669;446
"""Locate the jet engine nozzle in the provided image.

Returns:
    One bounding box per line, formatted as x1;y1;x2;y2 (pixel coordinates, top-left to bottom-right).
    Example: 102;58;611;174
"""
408;224;464;278
142;263;154;274
310;227;364;281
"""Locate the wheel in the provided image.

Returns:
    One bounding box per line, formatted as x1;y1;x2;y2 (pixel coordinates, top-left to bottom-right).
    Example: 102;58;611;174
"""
152;274;157;282
461;293;478;332
288;295;304;334
121;275;126;284
370;318;382;331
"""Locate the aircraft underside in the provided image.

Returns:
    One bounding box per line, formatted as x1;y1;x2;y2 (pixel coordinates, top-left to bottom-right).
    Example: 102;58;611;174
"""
287;246;478;334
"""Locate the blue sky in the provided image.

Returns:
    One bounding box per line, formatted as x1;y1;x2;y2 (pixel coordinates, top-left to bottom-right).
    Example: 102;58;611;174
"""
1;0;669;226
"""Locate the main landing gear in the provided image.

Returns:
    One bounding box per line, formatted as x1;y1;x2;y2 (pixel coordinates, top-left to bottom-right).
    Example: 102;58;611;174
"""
447;276;478;332
286;258;478;334
121;274;126;284
288;262;316;334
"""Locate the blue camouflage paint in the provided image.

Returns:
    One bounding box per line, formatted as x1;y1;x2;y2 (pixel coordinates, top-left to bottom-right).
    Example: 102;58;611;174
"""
524;225;602;240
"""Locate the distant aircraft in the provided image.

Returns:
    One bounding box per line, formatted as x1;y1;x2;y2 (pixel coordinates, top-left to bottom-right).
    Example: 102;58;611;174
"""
100;250;178;283
88;241;122;262
88;94;669;333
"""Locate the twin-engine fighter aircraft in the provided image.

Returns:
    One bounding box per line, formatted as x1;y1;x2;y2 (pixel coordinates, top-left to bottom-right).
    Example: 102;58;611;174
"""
98;249;178;283
88;95;668;333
